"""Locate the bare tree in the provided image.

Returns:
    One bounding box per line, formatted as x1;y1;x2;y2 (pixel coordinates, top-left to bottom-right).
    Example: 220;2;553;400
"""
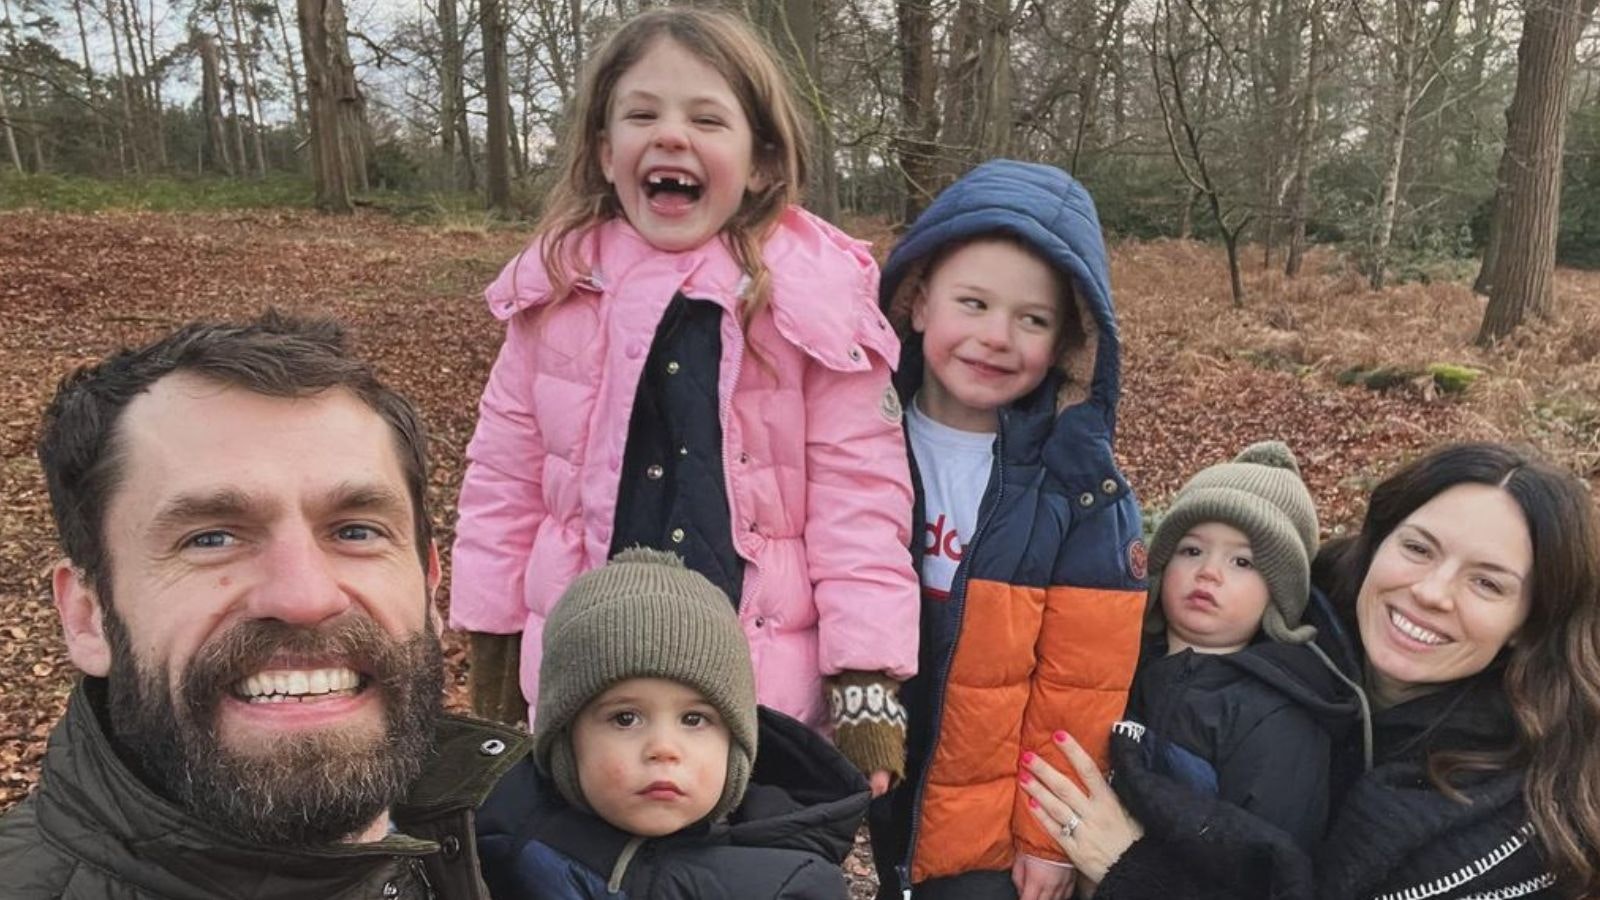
1;79;21;174
755;0;839;220
436;0;468;188
198;32;236;174
227;0;270;175
895;0;939;221
1361;0;1456;290
1475;0;1600;343
273;0;307;136
0;0;22;173
482;0;512;213
298;0;355;211
1150;0;1253;306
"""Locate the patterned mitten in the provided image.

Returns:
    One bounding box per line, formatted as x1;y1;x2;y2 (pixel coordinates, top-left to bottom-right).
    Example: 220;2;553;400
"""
826;670;908;785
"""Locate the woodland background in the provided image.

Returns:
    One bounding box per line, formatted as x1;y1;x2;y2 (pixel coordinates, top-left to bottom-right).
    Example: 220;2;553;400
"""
4;1;1600;893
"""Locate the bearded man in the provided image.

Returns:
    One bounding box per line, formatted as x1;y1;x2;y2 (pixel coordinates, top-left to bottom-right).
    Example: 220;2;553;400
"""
0;312;529;898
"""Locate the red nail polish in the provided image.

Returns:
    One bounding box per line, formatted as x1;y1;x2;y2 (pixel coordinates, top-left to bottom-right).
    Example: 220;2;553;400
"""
1053;730;1068;743
1028;797;1039;809
1021;750;1036;764
1019;770;1033;784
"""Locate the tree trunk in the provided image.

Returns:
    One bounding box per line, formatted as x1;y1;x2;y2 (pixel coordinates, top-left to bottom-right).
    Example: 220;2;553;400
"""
325;0;368;192
937;0;982;180
757;0;839;221
120;0;166;168
976;0;1014;159
213;8;251;177
437;0;464;188
1;83;22;174
1285;0;1325;278
895;0;939;222
274;0;307;138
297;0;353;212
70;0;110;169
228;0;270;176
198;34;236;174
1369;1;1422;290
103;0;140;173
1476;0;1599;344
482;0;513;214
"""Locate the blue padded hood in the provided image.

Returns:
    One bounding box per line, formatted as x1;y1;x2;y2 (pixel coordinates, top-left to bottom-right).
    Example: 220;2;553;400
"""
880;159;1121;422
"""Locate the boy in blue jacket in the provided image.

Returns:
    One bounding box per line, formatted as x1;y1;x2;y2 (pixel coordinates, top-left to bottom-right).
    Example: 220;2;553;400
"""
475;549;869;899
869;160;1147;900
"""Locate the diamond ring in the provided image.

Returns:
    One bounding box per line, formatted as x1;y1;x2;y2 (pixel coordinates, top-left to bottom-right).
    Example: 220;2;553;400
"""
1062;814;1082;839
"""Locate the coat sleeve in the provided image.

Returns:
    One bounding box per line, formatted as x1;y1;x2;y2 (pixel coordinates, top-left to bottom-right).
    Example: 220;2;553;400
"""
802;354;919;681
1013;489;1147;864
450;311;550;635
1217;705;1332;852
1096;729;1317;900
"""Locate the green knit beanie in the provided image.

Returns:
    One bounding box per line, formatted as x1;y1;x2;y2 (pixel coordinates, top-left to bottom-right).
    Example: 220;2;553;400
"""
1146;441;1320;644
533;548;758;826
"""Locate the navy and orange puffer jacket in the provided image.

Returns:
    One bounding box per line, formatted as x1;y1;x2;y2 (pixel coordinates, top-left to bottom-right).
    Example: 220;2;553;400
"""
869;160;1147;888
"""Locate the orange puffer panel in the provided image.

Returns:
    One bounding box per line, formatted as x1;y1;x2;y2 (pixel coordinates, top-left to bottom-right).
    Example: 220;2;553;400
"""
911;579;1144;881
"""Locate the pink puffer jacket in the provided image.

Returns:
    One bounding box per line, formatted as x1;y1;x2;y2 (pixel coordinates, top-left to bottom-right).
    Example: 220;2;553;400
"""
450;207;919;726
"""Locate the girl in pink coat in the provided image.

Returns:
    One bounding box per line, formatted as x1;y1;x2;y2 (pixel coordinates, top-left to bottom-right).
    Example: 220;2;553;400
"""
450;7;919;794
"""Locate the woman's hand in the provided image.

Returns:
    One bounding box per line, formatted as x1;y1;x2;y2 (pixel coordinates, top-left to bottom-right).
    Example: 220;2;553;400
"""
1011;853;1076;900
1018;730;1144;884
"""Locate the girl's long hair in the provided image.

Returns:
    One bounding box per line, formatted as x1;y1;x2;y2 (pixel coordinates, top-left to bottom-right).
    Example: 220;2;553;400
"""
532;7;808;333
1314;442;1600;893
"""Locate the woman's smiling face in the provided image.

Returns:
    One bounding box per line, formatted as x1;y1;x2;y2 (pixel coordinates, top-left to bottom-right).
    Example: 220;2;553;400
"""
1357;482;1534;708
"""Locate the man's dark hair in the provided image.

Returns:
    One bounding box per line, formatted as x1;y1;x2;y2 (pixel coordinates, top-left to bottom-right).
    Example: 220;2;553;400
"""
37;310;433;582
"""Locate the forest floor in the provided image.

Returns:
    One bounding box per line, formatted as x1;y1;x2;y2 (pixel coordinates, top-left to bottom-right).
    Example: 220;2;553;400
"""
3;208;1599;893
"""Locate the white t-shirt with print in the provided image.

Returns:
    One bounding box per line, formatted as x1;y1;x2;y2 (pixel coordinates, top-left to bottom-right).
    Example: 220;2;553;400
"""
907;396;995;600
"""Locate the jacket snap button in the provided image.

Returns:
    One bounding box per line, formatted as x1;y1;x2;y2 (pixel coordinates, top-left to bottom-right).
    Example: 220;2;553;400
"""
441;835;461;860
646;464;664;480
678;445;689;457
755;617;767;628
666;360;680;375
670;528;685;543
1102;479;1118;494
1078;492;1094;507
626;342;643;359
739;452;750;464
848;347;862;361
479;738;506;756
382;882;399;898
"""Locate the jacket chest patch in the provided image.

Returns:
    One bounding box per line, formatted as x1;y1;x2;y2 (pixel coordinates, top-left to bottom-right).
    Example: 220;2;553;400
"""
1127;538;1148;581
880;387;903;424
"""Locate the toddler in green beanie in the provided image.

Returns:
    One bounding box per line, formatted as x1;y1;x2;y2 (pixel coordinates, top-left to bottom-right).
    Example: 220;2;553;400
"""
1112;443;1361;853
474;548;870;899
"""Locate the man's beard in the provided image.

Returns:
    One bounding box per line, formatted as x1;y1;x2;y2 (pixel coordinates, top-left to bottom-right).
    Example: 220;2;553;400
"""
100;604;444;847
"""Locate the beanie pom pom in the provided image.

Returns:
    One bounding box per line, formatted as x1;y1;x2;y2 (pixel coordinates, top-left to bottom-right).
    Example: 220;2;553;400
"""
1234;440;1300;475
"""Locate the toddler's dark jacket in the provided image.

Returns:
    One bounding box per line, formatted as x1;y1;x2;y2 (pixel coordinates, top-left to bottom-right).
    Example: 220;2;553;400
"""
1092;593;1362;900
475;707;868;900
1123;634;1360;850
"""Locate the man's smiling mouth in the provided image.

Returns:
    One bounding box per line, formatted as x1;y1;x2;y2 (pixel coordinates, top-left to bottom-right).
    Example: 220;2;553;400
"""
234;667;365;703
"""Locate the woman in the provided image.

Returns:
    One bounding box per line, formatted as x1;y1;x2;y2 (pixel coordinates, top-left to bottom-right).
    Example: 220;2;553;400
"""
1019;443;1600;898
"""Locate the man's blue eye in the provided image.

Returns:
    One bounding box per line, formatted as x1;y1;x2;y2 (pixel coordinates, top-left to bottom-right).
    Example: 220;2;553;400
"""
188;531;234;549
337;524;378;541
